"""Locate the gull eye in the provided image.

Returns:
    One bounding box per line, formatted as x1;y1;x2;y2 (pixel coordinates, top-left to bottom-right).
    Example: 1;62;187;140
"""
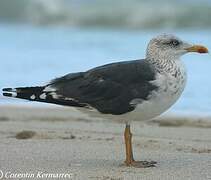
170;39;180;47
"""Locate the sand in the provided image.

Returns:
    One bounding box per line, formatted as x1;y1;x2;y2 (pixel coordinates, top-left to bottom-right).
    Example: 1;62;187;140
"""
0;105;211;180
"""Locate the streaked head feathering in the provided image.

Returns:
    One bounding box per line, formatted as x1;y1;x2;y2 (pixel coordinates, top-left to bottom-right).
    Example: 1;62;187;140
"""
146;34;208;62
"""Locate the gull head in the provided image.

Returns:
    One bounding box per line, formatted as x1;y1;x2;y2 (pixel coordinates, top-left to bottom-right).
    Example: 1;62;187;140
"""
146;34;208;60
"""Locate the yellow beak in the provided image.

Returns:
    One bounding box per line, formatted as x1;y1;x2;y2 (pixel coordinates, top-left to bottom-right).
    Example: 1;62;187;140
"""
185;45;209;54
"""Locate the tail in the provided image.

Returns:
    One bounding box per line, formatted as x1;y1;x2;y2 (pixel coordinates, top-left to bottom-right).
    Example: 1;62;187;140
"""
3;86;47;101
2;86;87;107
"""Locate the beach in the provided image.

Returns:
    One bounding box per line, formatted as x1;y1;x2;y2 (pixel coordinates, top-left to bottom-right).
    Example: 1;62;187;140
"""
0;0;211;179
0;105;210;180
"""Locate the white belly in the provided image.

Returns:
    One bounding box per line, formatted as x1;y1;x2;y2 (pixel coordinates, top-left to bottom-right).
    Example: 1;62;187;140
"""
125;79;186;122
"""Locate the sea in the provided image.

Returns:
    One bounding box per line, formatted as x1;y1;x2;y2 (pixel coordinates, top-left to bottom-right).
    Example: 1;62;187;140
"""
0;24;210;116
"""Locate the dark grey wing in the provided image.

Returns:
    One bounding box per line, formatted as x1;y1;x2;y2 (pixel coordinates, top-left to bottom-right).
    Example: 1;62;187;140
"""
48;59;158;115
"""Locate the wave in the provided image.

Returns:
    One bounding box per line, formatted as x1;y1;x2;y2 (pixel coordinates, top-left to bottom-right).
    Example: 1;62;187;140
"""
0;0;211;29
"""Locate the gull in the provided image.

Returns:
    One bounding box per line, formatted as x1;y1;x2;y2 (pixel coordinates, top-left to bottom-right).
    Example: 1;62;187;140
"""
3;34;208;168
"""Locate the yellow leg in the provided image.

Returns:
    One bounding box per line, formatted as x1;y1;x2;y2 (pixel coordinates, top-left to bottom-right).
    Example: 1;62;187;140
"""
124;124;134;164
124;124;157;168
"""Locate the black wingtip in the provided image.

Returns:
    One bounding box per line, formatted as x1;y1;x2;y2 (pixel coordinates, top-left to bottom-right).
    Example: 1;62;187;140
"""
3;93;13;97
2;88;14;92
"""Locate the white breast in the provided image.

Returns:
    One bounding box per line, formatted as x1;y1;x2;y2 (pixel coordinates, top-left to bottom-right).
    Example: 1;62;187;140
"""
122;60;187;123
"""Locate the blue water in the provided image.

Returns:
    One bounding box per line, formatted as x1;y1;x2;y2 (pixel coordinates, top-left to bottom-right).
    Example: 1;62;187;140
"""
0;24;211;115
